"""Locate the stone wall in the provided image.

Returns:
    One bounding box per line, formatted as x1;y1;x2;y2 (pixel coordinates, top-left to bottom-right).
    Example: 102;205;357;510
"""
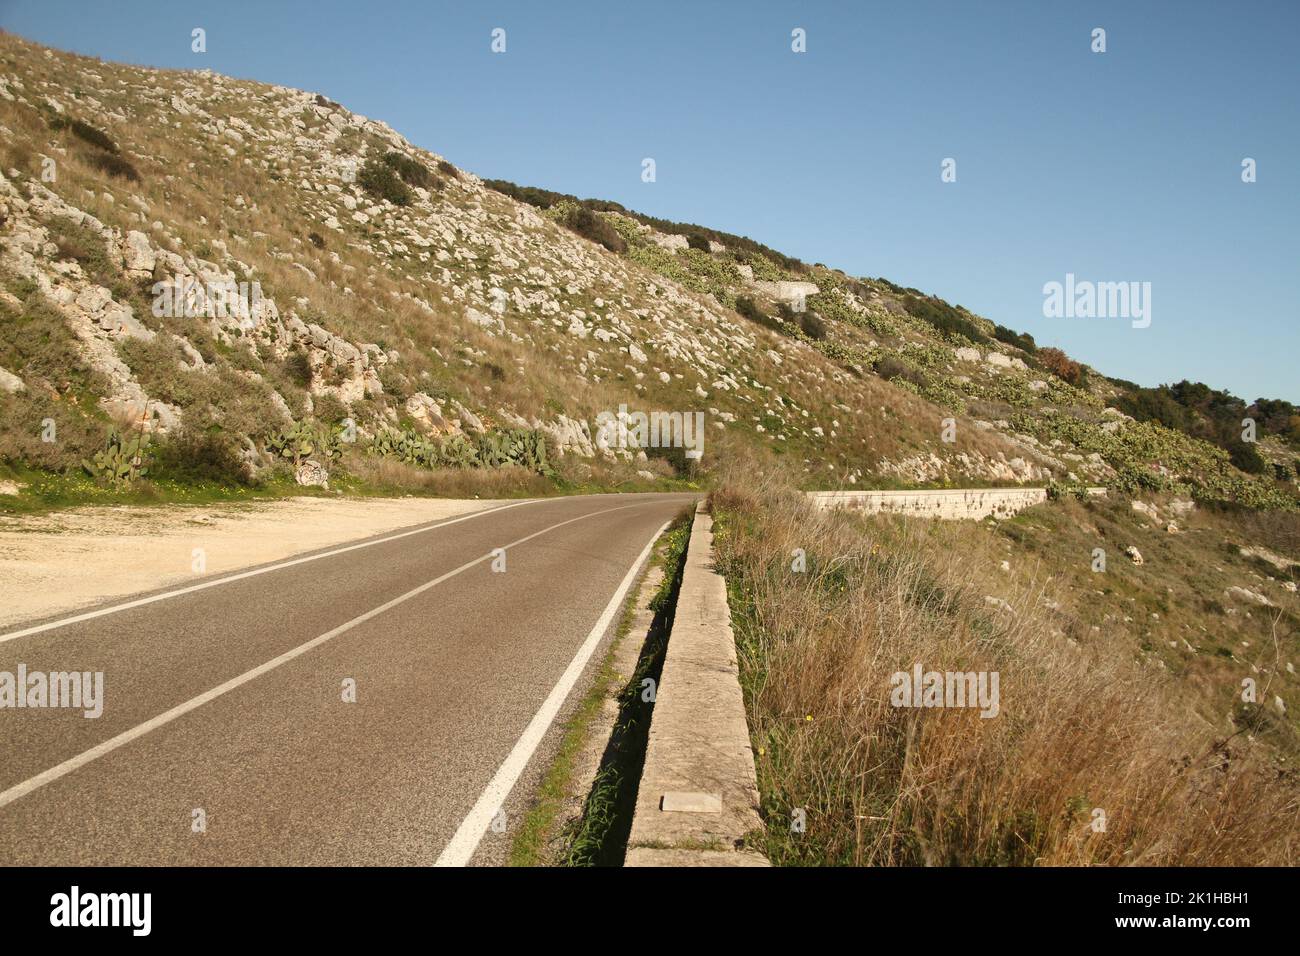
807;487;1106;520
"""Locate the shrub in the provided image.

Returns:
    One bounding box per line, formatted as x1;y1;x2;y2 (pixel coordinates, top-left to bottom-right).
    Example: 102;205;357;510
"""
874;354;927;388
1036;346;1085;386
281;350;312;389
993;324;1036;353
307;231;326;249
735;296;781;332
482;177;807;272
902;295;988;343
312;392;349;424
154;429;252;485
381;151;431;188
1229;442;1267;474
51;116;118;153
436;159;459;179
686;233;711;252
85;151;141;182
559;207;626;253
42;216;117;285
798;310;827;340
0;293;107;399
358;157;413;206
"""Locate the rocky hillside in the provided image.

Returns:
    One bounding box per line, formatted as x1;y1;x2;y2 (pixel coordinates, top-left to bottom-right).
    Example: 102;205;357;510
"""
0;33;1295;508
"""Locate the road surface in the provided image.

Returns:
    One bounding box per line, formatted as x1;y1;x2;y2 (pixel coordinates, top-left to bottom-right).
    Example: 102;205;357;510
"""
0;492;696;866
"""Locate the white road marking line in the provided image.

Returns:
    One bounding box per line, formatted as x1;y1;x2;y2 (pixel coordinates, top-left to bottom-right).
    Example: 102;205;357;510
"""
0;501;655;812
0;498;539;645
435;518;672;867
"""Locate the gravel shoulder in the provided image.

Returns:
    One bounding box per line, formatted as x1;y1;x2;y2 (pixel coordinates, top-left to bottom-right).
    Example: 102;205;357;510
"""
0;495;498;628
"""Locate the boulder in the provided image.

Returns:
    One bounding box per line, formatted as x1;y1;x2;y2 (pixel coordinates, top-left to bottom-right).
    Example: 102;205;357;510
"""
0;366;24;393
294;460;329;488
123;230;155;277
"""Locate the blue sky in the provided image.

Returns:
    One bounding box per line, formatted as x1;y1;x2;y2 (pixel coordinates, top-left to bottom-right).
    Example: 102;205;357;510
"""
3;0;1296;401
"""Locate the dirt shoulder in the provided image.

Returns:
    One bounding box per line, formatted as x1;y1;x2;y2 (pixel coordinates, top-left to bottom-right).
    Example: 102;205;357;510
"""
0;496;499;629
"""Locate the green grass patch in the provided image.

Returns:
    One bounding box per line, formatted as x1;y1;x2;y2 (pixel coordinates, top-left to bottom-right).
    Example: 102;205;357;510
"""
508;509;694;865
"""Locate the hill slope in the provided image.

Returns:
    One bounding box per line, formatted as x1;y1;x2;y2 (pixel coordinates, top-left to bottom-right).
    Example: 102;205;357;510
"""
0;34;1295;510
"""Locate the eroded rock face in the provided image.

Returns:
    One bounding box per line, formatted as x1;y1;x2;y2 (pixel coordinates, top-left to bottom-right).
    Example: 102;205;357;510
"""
405;393;454;434
536;414;594;457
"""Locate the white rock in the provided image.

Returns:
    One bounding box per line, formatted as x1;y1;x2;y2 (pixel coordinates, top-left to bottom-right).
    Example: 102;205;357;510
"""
0;366;25;393
123;230;155;276
294;460;329;488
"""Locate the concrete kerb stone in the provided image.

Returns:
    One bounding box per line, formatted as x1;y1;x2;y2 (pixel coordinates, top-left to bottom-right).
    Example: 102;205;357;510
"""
625;501;769;867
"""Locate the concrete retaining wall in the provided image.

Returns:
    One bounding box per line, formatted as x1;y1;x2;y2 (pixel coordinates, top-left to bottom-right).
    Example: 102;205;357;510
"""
625;501;768;867
807;487;1105;520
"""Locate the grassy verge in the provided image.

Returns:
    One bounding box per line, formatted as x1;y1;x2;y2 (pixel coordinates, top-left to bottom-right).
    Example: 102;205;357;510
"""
711;474;1300;866
0;457;705;517
508;509;693;866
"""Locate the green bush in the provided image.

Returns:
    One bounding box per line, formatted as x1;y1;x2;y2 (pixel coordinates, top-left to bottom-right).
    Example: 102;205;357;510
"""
0;293;107;401
735;296;782;332
358;157;413;206
283;349;313;388
312;392;349;424
555;205;625;253
42;216;117;285
901;295;988;344
993;324;1036;353
154;429;252;485
381;151;431;188
482;177;807;272
372;426;550;474
874;355;927;388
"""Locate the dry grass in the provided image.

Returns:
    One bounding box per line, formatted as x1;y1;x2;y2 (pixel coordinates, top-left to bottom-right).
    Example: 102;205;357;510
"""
343;455;552;498
711;468;1300;866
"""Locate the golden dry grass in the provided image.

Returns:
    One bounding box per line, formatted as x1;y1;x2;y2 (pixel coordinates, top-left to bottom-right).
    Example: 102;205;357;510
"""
711;468;1300;865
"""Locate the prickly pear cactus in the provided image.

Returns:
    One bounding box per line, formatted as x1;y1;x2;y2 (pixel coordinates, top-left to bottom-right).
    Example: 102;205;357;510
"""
82;428;151;485
370;425;550;474
266;420;343;466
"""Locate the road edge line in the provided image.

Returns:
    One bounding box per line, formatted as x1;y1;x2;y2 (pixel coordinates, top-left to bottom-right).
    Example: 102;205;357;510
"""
435;518;671;867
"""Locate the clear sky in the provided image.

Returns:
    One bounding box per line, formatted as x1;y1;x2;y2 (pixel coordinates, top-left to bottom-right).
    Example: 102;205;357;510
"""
3;0;1296;401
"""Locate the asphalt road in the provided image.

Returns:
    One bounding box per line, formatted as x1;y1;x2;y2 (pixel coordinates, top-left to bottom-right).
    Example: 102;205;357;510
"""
0;492;697;866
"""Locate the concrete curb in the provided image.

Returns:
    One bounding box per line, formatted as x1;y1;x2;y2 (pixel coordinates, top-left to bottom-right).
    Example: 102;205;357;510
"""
808;486;1106;520
625;501;769;867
